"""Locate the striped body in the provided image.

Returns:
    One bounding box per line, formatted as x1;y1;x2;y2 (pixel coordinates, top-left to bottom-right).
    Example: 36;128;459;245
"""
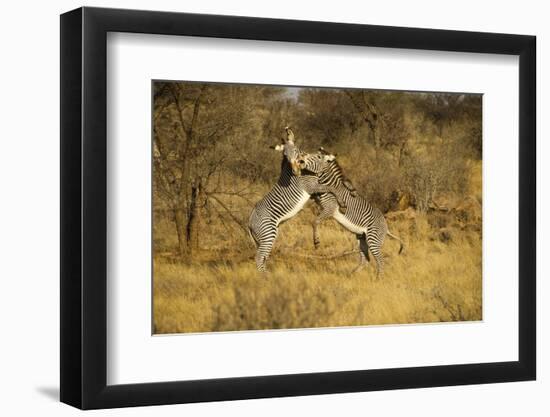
249;157;346;271
310;159;403;278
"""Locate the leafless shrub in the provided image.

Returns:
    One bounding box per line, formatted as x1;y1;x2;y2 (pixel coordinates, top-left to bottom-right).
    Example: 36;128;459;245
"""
402;140;469;213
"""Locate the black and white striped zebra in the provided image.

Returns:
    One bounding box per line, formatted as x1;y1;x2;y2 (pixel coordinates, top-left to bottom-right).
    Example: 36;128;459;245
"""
304;149;404;279
248;128;347;272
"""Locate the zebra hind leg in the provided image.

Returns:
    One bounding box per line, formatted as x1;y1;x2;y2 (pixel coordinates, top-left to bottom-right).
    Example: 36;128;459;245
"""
254;225;279;274
312;203;335;250
351;234;369;275
367;239;384;280
255;240;275;272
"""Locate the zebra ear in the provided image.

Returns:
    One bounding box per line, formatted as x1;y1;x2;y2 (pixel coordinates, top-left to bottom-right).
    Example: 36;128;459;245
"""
271;144;284;151
285;126;295;144
324;154;336;161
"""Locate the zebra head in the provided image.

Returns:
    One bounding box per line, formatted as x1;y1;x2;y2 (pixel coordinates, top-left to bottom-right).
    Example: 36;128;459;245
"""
299;151;337;175
272;126;308;175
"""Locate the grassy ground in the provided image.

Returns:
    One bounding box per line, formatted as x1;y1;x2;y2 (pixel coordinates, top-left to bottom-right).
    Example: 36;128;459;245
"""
153;208;482;334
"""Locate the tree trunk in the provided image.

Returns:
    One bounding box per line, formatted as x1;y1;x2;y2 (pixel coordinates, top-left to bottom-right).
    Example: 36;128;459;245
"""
186;179;203;257
372;125;381;148
397;140;407;167
344;90;380;148
173;208;187;258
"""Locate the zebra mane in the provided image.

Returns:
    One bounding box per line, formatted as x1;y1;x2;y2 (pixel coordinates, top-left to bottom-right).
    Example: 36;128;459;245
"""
277;157;293;187
327;158;358;196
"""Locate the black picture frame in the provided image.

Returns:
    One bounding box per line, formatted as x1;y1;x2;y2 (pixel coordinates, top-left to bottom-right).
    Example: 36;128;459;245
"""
60;6;536;410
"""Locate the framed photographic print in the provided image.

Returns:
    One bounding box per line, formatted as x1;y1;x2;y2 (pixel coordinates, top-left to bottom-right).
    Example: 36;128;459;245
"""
60;6;536;409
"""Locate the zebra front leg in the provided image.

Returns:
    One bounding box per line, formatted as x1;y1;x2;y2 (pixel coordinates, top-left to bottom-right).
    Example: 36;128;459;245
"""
305;183;347;212
327;189;347;212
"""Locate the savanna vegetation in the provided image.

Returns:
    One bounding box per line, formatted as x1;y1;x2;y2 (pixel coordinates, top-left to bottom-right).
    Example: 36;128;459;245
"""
153;81;482;334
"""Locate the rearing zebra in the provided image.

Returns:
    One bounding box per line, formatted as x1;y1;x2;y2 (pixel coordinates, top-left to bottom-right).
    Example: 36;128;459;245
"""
303;148;404;279
248;128;347;272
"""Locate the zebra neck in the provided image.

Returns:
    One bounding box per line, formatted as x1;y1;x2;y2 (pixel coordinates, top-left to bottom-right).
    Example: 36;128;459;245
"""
277;159;295;187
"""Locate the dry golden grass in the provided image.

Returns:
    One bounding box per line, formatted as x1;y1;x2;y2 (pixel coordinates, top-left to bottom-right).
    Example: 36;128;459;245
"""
151;83;483;334
153;209;482;334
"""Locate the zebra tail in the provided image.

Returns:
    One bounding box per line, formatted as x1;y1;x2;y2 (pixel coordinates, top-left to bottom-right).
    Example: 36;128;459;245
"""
387;230;404;255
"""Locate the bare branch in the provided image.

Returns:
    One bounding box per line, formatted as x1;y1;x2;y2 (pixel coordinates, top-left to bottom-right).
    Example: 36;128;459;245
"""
208;194;250;238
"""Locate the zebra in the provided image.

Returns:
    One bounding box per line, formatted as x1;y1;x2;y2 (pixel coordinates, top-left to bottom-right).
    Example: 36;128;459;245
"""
302;148;404;279
248;127;348;272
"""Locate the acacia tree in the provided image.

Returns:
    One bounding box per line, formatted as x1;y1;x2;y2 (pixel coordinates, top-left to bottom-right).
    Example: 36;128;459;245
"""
296;89;360;145
153;82;207;258
153;82;286;259
412;93;482;158
344;89;383;148
343;90;414;156
401;141;468;213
